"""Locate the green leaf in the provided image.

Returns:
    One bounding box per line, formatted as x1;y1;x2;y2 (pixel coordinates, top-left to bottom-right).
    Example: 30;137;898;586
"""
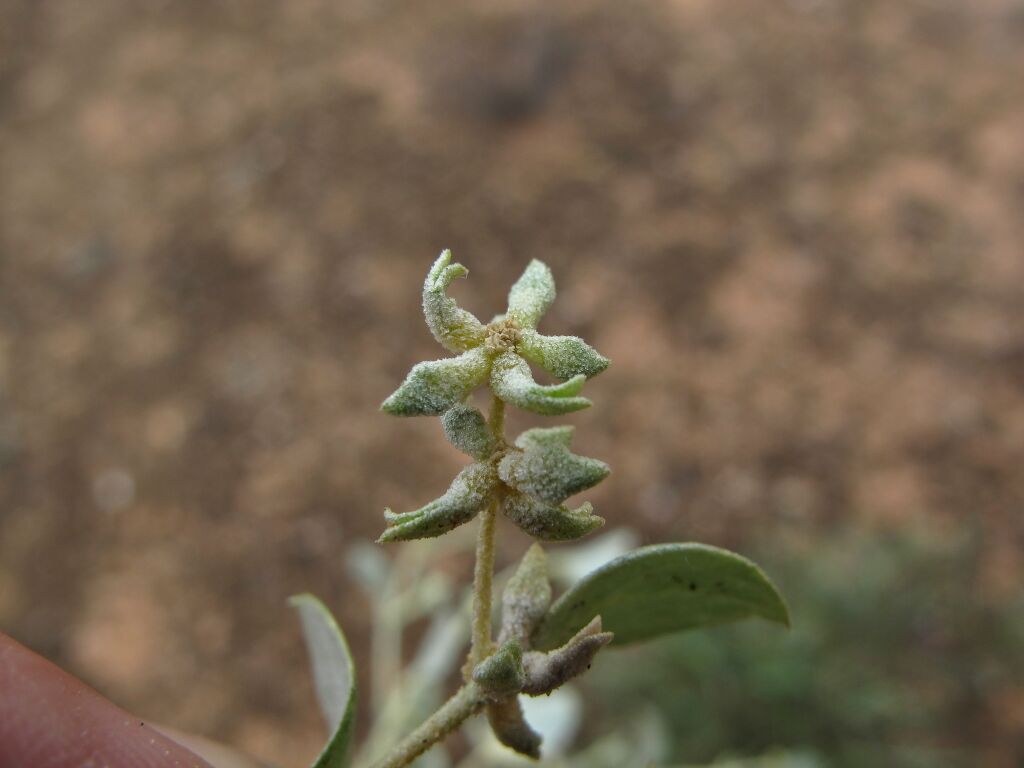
499;426;609;505
500;543;552;644
381;347;492;417
517;330;609;381
422;250;488;352
503;491;605;542
490;352;591;416
472;639;526;699
531;544;790;650
379;462;499;542
441;404;497;460
289;594;357;768
506;259;555;328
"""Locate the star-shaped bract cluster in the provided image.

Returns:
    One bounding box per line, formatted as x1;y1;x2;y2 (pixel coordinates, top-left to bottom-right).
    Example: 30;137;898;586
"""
379;253;610;544
381;252;608;418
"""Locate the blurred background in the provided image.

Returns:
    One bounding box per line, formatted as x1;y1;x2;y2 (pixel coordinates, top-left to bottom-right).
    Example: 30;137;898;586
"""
1;0;1023;766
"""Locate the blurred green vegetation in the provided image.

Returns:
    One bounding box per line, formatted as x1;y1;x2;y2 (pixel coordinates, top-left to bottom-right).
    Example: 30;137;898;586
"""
582;529;1024;767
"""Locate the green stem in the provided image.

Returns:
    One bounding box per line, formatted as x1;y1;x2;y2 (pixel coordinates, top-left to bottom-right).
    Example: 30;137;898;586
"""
367;684;485;768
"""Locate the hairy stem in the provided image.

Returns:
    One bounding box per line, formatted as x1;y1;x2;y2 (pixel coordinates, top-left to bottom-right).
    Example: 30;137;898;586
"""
469;500;498;672
371;397;506;767
367;684;485;768
468;396;505;672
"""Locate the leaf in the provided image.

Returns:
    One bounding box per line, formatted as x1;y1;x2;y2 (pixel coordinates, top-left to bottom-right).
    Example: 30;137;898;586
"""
289;594;358;768
531;544;790;650
472;639;526;699
503;492;605;542
522;616;613;696
379;462;499;542
422;250;488;353
506;260;556;328
499;426;609;505
490;352;591;416
485;697;542;759
381;347;492;417
499;543;552;644
441;404;497;460
517;330;610;381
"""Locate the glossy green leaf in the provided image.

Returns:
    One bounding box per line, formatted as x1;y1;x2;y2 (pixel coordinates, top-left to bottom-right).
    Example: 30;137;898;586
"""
289;594;357;768
422;250;487;352
531;544;790;650
490;352;590;416
506;260;555;328
381;347;491;417
517;329;609;381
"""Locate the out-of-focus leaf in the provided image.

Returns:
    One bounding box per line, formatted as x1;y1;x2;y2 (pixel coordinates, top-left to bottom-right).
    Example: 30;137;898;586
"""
490;352;590;416
499;543;552;644
289;594;358;768
532;544;789;650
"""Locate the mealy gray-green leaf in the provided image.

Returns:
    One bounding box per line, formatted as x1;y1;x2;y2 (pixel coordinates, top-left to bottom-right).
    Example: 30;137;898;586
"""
381;347;491;417
486;697;542;759
379;462;499;542
517;329;610;381
531;544;790;650
506;259;555;329
472;639;526;699
521;616;613;696
490;351;590;416
422;250;488;353
503;491;604;542
289;594;357;768
442;404;497;460
499;543;552;644
499;426;609;505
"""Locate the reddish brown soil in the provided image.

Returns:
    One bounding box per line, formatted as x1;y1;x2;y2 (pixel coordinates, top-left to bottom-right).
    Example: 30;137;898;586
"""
2;1;1023;764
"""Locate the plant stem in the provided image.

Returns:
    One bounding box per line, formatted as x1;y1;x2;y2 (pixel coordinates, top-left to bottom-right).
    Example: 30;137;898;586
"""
367;684;485;768
469;500;498;672
468;395;505;672
369;396;506;768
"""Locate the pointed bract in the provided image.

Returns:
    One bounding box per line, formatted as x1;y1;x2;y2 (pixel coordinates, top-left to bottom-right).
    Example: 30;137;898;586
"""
379;463;499;542
522;616;613;696
381;347;492;417
506;260;555;328
486;697;542;759
499;543;552;645
518;329;609;381
423;250;488;352
442;404;497;460
490;352;590;416
500;426;610;505
472;639;526;700
503;491;604;541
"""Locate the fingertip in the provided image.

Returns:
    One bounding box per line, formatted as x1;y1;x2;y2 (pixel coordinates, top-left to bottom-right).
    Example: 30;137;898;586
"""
0;632;214;768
